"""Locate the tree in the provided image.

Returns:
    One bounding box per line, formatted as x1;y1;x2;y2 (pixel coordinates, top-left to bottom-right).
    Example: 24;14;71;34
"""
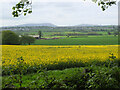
12;0;116;17
107;31;111;35
38;31;42;39
2;30;20;45
20;35;35;45
66;34;69;38
73;30;76;34
113;31;118;36
0;32;2;45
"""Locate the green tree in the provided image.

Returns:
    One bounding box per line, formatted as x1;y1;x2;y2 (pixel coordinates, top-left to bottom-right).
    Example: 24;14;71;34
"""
113;31;118;36
20;35;35;45
2;30;20;45
38;31;42;39
107;31;111;35
0;32;2;45
12;0;116;17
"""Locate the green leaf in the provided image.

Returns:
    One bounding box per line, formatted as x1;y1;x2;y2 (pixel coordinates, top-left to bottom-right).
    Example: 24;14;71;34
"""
12;7;15;10
28;10;32;14
18;10;22;12
23;9;28;12
17;4;21;8
26;1;29;4
24;13;26;16
12;11;15;15
101;1;105;5
98;2;100;6
21;3;24;7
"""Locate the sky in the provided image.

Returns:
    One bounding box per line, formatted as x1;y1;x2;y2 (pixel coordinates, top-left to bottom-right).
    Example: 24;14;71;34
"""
0;0;118;27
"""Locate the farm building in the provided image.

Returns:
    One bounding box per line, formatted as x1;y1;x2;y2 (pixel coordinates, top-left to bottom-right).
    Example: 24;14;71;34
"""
28;35;39;39
19;35;39;39
19;35;60;40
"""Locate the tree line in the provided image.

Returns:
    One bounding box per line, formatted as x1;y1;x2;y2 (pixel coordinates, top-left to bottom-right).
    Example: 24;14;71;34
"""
2;30;35;45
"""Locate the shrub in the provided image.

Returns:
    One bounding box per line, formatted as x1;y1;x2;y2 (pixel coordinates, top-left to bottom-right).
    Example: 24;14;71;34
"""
2;30;20;45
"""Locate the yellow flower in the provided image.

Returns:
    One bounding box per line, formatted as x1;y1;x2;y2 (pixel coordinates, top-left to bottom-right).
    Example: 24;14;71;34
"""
1;45;119;68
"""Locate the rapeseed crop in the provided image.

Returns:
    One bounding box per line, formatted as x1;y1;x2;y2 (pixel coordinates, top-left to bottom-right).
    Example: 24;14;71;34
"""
2;45;118;68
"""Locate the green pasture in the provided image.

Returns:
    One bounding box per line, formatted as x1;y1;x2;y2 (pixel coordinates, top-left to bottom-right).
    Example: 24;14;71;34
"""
33;35;118;45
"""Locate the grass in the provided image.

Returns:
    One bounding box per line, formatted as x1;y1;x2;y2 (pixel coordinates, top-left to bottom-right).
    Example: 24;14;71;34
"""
33;35;118;45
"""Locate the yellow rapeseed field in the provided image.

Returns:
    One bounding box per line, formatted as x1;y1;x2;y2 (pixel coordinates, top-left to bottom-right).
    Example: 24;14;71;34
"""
2;45;118;68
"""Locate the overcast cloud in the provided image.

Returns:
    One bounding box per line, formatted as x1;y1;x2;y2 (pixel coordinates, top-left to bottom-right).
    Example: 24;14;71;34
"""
0;0;118;27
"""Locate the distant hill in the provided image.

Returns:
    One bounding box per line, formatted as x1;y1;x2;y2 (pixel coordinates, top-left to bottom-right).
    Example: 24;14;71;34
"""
1;23;116;28
16;23;101;27
75;24;97;26
18;23;57;27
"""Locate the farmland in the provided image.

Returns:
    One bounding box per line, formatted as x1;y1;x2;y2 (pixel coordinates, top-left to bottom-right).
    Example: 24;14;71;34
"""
2;45;118;74
1;25;118;38
33;36;118;45
1;25;118;45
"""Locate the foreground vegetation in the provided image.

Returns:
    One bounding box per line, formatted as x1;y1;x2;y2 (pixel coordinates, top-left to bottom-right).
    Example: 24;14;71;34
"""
2;59;120;89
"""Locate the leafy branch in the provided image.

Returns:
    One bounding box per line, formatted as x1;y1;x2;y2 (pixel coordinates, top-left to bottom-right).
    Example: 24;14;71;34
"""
92;0;116;11
12;0;32;17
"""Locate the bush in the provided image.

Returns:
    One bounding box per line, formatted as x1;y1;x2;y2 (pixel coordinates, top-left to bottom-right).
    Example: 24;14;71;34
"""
20;35;35;45
86;67;120;89
2;30;20;45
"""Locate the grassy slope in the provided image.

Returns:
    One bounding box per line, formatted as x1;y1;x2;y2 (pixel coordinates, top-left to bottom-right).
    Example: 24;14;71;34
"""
33;36;118;45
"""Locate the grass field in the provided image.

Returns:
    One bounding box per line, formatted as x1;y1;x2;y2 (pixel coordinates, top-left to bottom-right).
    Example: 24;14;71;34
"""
33;36;118;45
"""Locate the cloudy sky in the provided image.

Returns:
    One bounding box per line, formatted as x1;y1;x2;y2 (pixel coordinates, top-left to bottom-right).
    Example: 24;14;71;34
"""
0;0;118;27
